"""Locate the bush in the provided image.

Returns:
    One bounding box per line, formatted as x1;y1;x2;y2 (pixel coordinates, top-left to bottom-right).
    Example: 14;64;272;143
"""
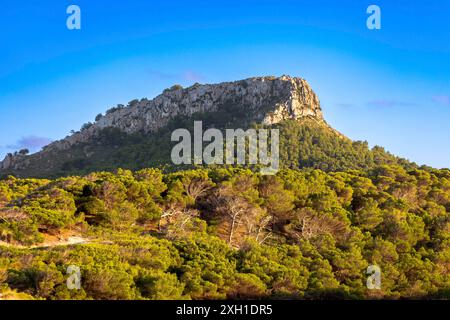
95;113;103;122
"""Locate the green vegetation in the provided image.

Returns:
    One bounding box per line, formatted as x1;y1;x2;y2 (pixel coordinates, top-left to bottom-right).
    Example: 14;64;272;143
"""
95;113;103;122
105;104;125;115
80;122;93;132
1;166;448;299
1;117;415;179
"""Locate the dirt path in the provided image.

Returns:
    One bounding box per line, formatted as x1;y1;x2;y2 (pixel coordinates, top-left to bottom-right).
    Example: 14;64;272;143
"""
0;236;90;249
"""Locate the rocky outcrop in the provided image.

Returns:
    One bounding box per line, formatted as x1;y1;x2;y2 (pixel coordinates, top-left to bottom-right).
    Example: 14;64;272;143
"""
0;154;15;171
0;153;29;171
0;75;324;171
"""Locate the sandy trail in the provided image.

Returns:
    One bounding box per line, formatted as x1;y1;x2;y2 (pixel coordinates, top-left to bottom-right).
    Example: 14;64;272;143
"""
0;236;90;249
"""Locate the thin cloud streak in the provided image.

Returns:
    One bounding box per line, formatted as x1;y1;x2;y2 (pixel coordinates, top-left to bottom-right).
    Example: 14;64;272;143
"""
432;95;450;106
366;99;416;108
335;103;355;108
147;70;204;83
6;135;53;151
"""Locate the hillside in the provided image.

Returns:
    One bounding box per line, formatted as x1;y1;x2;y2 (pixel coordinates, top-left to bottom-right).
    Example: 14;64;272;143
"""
0;166;449;299
0;76;448;300
0;76;412;178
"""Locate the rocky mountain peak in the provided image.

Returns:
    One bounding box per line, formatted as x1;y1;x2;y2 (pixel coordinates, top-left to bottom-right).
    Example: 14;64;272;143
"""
0;76;324;172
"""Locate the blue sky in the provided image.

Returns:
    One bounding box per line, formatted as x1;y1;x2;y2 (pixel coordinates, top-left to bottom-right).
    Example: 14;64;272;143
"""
1;0;449;168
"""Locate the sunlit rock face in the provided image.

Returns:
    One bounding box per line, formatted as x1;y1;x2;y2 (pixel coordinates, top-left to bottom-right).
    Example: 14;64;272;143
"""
0;76;323;171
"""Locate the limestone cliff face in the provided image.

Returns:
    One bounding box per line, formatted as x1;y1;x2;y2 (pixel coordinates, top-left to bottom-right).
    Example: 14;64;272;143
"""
0;76;323;171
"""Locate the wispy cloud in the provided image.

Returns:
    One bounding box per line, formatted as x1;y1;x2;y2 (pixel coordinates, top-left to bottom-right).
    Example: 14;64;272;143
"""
432;95;450;106
146;70;178;79
147;70;204;83
335;103;355;108
366;99;416;108
6;135;52;151
181;70;203;82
